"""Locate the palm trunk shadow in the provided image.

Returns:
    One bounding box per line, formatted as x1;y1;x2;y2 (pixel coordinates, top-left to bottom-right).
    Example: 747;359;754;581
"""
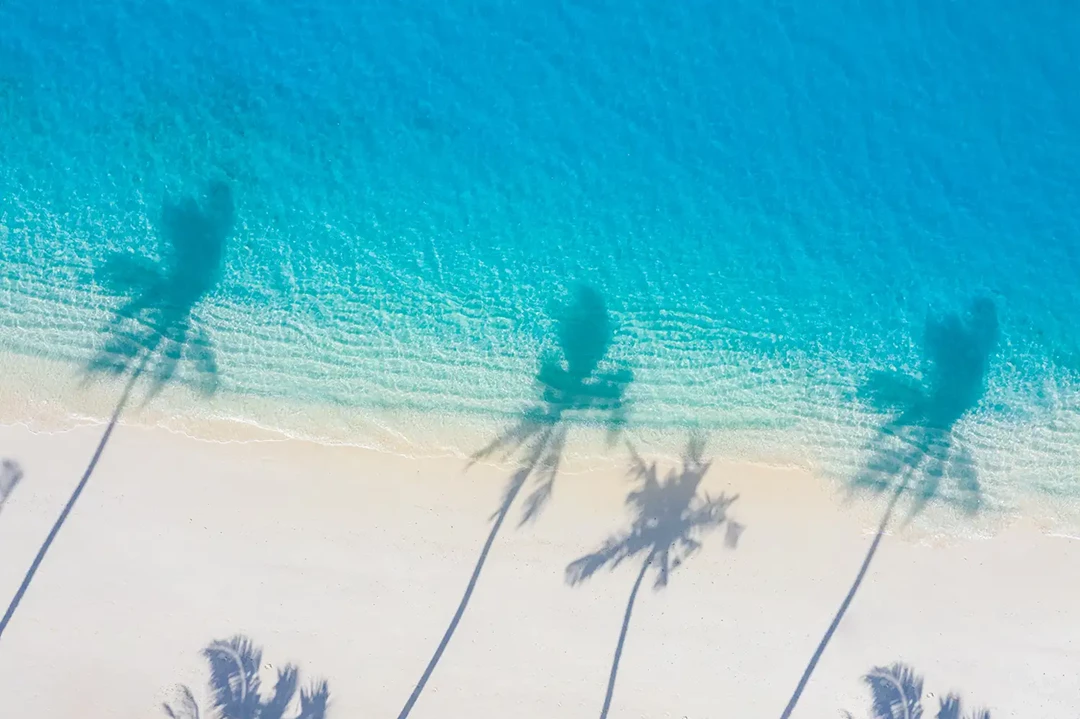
0;370;141;642
598;551;653;719
778;480;907;719
397;286;629;717
570;437;736;719
395;472;526;719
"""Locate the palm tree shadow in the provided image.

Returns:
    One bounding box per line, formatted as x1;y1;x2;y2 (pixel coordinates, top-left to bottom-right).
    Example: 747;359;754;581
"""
0;181;234;643
395;285;633;719
780;298;1000;719
473;285;634;524
852;296;999;519
567;436;742;719
163;634;330;719
841;662;991;719
87;179;234;400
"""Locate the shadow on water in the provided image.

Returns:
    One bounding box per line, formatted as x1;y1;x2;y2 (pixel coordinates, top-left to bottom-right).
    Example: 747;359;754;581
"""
841;663;991;719
87;179;233;398
395;285;633;719
163;635;330;719
566;436;742;719
0;460;22;514
0;181;233;643
779;298;999;719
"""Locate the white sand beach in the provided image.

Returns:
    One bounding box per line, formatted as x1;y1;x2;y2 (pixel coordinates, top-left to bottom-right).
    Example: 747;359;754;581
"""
0;414;1076;718
3;0;1078;714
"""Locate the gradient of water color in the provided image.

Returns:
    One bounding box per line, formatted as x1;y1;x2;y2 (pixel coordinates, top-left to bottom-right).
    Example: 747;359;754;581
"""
1;1;1079;528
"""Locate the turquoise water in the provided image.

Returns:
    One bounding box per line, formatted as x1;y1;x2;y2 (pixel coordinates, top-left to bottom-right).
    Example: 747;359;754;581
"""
1;2;1079;514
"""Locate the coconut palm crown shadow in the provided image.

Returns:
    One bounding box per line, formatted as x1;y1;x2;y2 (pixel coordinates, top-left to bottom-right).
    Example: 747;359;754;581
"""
163;635;330;719
567;436;742;719
841;663;991;719
851;296;999;520
394;285;633;719
779;298;999;719
0;181;233;644
88;179;234;400
473;284;634;524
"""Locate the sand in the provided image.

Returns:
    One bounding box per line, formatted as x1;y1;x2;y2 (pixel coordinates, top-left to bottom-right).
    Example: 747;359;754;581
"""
0;416;1076;718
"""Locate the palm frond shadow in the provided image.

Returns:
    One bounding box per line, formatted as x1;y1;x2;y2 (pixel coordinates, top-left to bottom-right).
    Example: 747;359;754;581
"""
87;179;234;401
163;635;330;719
842;662;991;719
472;285;633;525
0;181;234;644
0;459;23;514
780;298;999;719
567;436;742;719
395;285;633;719
851;297;999;519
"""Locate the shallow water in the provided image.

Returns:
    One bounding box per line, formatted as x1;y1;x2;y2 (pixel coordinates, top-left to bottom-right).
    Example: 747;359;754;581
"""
1;1;1079;527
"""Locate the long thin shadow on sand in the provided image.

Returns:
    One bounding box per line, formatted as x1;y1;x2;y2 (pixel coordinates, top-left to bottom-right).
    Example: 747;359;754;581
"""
841;662;991;719
395;286;633;719
163;634;330;719
779;298;999;719
566;436;742;719
0;181;233;643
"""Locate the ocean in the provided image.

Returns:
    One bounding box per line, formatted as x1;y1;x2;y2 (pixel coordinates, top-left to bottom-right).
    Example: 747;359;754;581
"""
1;0;1078;530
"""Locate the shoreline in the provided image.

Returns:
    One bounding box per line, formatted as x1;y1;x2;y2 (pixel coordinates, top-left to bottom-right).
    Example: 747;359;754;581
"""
2;348;1079;542
0;347;838;467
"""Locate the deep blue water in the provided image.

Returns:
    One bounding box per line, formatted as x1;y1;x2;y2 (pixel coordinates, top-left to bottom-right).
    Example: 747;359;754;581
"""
2;1;1079;512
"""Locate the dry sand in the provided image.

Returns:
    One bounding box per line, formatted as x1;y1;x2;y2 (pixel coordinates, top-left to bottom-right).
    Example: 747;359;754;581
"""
0;417;1076;718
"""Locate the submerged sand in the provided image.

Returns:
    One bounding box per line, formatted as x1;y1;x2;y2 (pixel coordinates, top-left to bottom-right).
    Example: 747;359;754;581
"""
0;416;1076;718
